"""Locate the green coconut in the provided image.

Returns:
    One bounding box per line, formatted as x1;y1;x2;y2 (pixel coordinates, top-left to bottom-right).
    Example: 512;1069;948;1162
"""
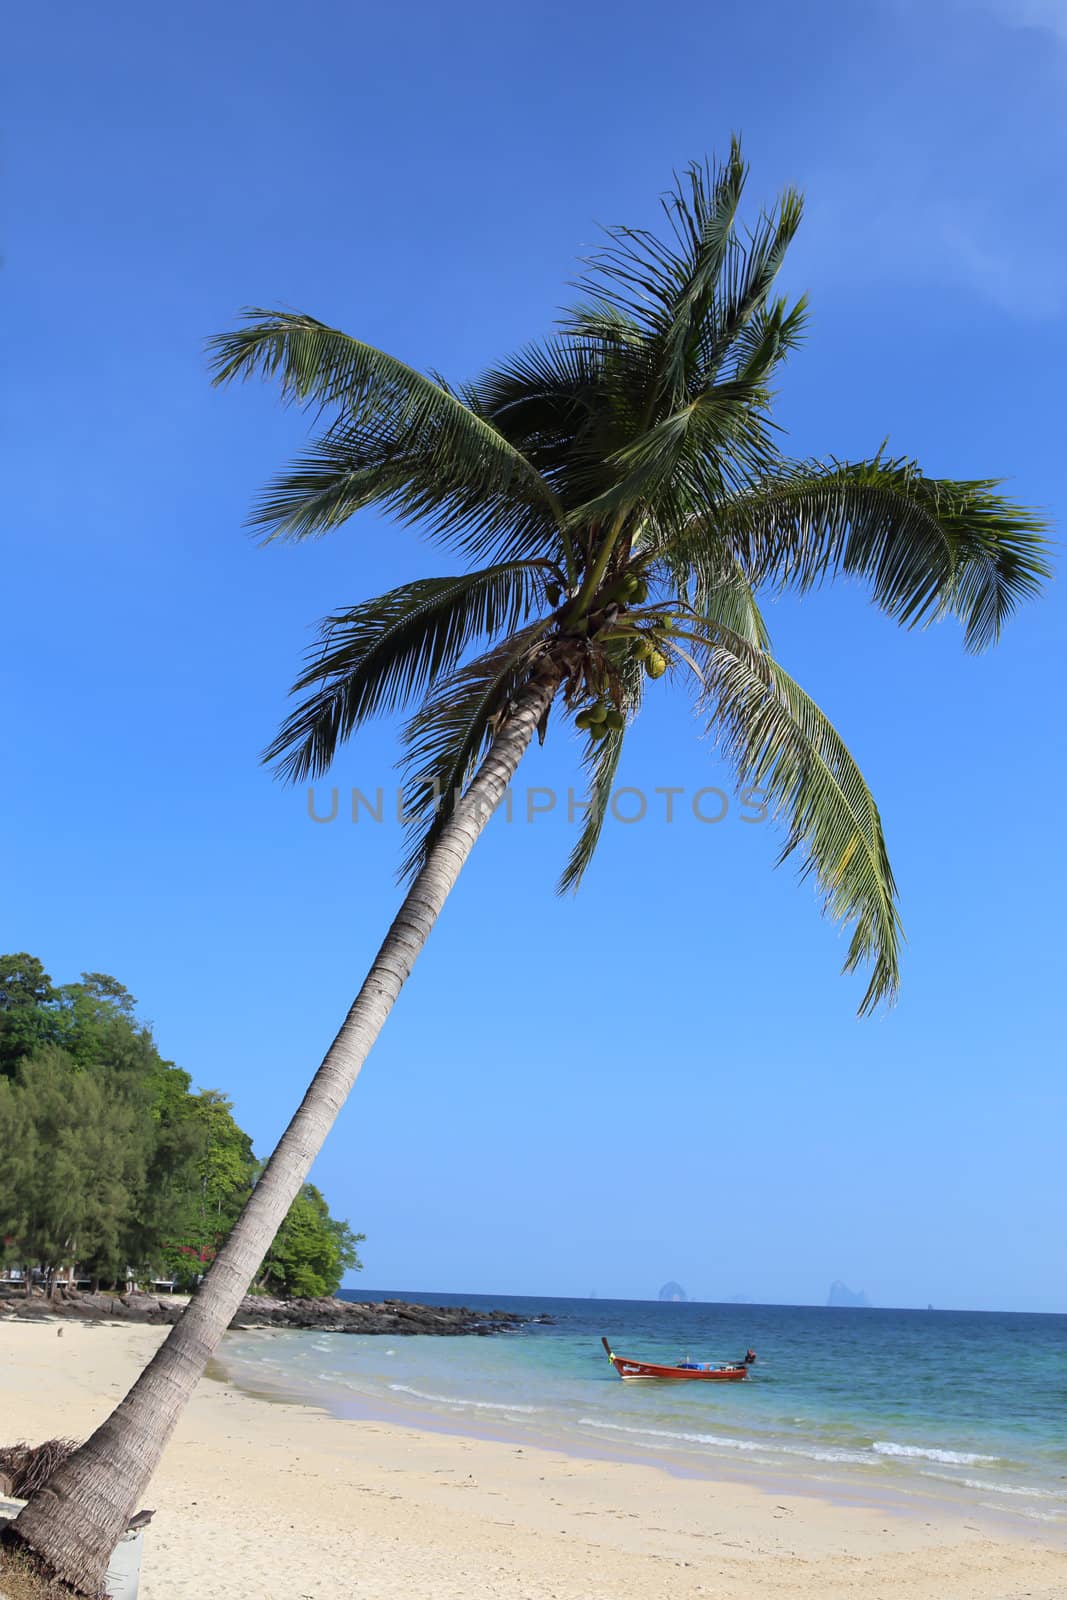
575;710;595;730
631;637;652;661
645;650;667;680
604;708;625;731
587;701;608;724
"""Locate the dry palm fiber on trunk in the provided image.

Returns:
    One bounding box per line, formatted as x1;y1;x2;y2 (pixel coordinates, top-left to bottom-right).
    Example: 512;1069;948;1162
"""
0;1442;78;1500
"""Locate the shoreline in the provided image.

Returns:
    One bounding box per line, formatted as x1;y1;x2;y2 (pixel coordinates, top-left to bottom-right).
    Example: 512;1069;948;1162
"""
213;1329;1060;1540
0;1286;540;1337
2;1319;1064;1599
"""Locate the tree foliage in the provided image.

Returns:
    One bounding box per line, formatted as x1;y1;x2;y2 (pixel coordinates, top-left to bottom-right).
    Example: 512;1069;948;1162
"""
257;1183;364;1298
0;958;361;1296
213;146;1050;1013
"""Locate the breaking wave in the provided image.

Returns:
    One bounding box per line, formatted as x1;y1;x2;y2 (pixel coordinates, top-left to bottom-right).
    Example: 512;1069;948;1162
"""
388;1382;540;1414
577;1418;871;1464
872;1441;999;1466
579;1418;762;1450
921;1471;1065;1500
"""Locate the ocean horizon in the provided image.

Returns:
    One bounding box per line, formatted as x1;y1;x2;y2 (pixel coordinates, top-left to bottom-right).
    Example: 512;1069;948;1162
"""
219;1289;1067;1537
345;1287;1063;1315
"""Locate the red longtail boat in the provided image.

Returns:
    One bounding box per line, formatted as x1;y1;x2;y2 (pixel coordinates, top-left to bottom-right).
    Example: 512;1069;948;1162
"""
601;1335;755;1382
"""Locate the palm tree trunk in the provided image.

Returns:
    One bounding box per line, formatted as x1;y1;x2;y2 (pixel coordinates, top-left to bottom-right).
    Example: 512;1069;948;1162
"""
4;670;559;1598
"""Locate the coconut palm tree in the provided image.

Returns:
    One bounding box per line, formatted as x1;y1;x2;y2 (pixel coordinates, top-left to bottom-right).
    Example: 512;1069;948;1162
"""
6;146;1049;1595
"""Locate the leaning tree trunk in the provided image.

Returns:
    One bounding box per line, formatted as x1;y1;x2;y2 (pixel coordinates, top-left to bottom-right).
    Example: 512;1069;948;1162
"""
4;671;559;1598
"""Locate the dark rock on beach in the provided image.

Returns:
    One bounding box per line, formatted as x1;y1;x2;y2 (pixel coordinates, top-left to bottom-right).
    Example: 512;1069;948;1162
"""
0;1286;178;1324
0;1283;550;1336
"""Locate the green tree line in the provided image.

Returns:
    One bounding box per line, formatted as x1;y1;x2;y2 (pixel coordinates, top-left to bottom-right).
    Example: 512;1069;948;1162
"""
0;954;363;1297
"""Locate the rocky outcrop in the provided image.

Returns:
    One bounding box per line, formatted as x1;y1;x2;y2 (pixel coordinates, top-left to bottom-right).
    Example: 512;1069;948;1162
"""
228;1297;549;1335
0;1286;180;1324
0;1284;551;1335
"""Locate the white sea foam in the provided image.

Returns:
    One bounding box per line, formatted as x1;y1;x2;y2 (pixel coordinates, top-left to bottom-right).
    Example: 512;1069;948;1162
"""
388;1382;540;1414
921;1471;1064;1499
873;1441;999;1466
779;1444;875;1466
579;1419;765;1453
1007;1505;1067;1523
580;1420;895;1468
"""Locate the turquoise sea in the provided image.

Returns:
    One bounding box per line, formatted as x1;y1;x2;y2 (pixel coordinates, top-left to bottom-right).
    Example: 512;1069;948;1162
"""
220;1292;1067;1535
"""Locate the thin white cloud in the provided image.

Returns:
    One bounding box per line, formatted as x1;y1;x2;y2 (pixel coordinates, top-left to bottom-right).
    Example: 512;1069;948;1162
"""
796;172;1064;321
936;218;1063;318
773;3;1067;318
960;0;1067;43
891;0;1067;46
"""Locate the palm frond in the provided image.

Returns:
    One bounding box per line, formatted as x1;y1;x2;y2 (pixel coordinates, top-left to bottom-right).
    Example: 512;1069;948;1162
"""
700;191;803;382
566;377;779;534
557;728;626;895
248;436;410;542
699;558;772;649
699;637;901;1013
656;146;748;399
725;293;810;386
397;623;552;881
227;156;1049;1020
468;339;603;437
561;299;648;353
558;654;646;893
571;148;802;410
464;339;635;533
655;527;772;649
209;310;564;548
249;418;565;563
572;152;743;339
719;455;1051;650
265;565;550;783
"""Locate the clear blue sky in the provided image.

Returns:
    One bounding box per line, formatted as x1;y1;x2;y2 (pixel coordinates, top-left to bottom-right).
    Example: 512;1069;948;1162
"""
4;0;1064;1312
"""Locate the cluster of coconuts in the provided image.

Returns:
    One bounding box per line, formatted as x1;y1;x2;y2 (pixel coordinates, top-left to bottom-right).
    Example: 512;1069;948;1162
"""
575;701;626;741
611;572;649;605
612;573;669;677
631;635;668;678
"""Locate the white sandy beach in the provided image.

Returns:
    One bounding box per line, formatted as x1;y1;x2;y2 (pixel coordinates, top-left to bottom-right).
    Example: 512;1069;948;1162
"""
1;1319;1063;1600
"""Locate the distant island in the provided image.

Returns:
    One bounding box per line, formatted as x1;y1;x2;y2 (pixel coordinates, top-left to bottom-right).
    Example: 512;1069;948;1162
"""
658;1281;687;1302
827;1280;871;1308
